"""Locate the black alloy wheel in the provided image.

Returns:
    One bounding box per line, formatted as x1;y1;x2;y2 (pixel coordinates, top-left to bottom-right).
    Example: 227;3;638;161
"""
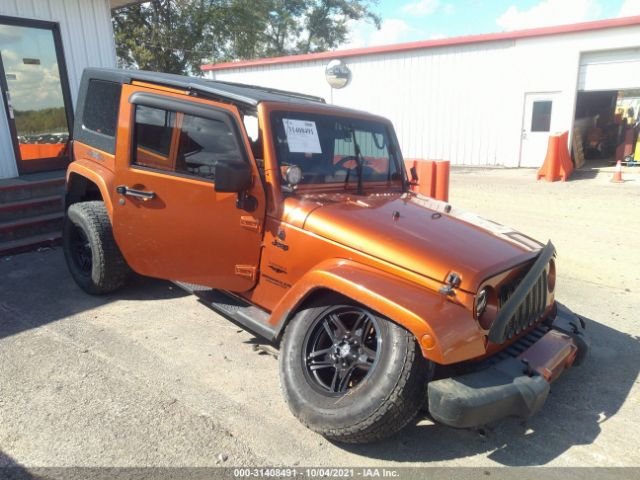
69;223;93;275
303;306;381;396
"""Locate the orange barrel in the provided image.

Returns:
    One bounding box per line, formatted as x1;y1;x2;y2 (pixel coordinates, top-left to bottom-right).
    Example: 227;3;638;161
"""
434;160;450;201
418;160;436;197
558;132;574;180
537;135;560;182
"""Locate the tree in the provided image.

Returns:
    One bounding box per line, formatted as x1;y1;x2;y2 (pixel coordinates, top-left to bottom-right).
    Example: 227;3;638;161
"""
296;0;380;54
112;0;380;75
113;0;220;74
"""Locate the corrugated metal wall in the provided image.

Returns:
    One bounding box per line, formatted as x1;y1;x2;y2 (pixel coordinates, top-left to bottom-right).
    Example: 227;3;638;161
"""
209;42;520;167
208;25;640;168
0;0;116;179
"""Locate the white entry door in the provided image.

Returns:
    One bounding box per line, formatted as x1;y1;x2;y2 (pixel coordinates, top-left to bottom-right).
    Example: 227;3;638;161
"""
520;92;560;168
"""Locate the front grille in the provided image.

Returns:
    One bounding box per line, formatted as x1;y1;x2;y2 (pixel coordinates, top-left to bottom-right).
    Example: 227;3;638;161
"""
488;241;555;344
499;272;548;340
499;277;522;307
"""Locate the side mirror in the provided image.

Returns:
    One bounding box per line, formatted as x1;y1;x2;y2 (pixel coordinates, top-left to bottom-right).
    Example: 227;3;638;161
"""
409;165;419;183
214;161;252;193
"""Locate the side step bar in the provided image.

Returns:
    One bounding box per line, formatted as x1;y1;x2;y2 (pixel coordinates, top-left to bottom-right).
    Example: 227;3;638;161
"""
174;282;276;341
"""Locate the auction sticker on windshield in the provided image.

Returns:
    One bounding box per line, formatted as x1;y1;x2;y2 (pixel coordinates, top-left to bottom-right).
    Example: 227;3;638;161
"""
283;118;322;154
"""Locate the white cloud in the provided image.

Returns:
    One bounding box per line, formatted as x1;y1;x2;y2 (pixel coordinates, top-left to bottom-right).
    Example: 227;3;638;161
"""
496;0;602;31
370;19;416;45
402;0;440;16
619;0;640;16
0;25;22;44
6;59;64;111
343;20;373;49
344;18;423;48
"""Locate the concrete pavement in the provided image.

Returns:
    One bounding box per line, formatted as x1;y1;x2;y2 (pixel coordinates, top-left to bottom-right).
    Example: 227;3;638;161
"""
0;166;638;468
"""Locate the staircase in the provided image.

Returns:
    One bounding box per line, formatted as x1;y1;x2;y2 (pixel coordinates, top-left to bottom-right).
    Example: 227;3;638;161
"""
0;172;65;256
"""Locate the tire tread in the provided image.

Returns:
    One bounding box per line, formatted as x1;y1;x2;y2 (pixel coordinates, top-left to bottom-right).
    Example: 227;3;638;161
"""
310;334;429;443
64;201;129;294
280;294;432;444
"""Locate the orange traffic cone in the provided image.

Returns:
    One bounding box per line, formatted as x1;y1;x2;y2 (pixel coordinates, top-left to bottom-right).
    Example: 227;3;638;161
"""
612;160;624;183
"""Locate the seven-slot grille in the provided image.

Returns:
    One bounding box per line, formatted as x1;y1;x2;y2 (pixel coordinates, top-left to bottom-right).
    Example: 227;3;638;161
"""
498;270;548;340
488;242;555;345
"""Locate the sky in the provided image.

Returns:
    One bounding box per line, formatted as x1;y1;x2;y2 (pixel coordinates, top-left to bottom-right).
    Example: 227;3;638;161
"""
345;0;640;48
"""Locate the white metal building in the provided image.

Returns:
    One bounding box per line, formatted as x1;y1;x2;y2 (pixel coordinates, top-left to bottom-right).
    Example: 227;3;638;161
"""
202;16;640;168
0;0;138;180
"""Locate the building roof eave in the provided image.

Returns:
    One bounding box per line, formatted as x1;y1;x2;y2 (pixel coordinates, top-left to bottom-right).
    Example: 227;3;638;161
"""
201;15;640;72
110;0;145;9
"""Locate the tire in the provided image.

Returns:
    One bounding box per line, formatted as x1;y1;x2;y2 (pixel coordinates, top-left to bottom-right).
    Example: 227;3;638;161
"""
279;294;433;444
63;201;130;295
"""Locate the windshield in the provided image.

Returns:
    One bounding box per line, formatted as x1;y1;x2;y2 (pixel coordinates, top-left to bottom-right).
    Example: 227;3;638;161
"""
270;111;403;187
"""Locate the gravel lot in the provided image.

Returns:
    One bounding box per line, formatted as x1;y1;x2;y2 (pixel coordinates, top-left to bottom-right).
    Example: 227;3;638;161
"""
0;166;639;470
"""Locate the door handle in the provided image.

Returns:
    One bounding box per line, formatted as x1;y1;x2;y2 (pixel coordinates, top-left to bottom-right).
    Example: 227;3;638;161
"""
116;185;156;201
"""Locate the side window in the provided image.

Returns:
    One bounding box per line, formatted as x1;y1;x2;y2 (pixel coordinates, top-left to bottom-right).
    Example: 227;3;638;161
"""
131;103;243;182
133;105;175;171
175;114;242;181
82;80;120;137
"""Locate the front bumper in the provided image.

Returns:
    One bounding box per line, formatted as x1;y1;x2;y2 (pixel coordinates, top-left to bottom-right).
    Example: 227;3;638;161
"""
428;302;590;428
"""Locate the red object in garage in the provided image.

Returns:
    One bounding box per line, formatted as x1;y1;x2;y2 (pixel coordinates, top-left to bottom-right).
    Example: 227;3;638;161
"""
615;127;635;162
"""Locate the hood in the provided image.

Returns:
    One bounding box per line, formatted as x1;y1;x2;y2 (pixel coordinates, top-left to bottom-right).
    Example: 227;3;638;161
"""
292;193;542;292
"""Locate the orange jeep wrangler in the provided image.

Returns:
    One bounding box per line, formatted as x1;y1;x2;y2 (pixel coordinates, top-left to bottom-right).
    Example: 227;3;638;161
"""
63;68;589;444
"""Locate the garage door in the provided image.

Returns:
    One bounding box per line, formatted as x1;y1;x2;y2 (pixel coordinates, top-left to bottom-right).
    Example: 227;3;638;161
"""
578;48;640;91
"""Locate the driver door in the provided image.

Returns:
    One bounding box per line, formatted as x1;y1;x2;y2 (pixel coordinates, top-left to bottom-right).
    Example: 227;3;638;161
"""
112;83;265;292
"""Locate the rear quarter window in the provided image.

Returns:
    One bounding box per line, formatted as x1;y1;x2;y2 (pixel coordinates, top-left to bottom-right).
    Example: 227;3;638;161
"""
75;79;122;154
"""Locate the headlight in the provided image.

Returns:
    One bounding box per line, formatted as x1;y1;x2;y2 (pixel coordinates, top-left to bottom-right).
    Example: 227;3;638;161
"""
475;287;489;319
547;259;556;292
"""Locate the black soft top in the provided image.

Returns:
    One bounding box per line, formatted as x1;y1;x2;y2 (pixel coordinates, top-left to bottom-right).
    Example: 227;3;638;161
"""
74;68;385;155
84;68;326;107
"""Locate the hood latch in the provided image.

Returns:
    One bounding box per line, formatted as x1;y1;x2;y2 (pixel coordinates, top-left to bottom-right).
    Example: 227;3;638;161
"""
439;272;461;296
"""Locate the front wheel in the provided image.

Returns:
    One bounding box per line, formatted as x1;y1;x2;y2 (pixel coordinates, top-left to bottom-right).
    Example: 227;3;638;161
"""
279;294;433;444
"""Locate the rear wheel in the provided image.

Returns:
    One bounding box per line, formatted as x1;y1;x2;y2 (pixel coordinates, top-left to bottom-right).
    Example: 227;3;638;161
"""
63;201;130;295
279;294;433;444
